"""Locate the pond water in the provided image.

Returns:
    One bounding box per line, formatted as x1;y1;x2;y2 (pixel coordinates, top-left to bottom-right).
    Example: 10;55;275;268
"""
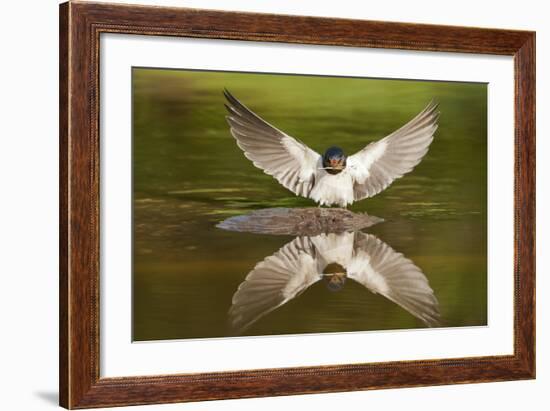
132;68;487;341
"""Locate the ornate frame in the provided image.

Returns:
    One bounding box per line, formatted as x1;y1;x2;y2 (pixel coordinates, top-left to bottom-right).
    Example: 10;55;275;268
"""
59;1;535;408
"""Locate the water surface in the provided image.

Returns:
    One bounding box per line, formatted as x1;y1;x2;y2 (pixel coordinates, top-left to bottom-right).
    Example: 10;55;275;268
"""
132;68;487;341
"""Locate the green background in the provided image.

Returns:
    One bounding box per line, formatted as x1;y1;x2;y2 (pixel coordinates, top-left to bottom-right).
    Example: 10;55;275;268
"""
132;68;487;341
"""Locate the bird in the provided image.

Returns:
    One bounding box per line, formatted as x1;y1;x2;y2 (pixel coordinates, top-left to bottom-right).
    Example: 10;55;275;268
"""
228;231;440;334
223;89;439;207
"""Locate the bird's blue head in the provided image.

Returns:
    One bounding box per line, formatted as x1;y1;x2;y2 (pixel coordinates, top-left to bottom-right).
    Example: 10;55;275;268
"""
323;263;347;292
323;146;347;175
323;272;347;292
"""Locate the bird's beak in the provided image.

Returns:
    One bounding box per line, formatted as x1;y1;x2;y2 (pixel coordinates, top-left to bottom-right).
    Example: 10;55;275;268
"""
330;159;344;169
324;272;347;291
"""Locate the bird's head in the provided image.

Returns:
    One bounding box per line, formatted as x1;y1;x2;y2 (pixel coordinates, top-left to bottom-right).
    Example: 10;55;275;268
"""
323;263;347;292
322;146;347;174
323;272;347;292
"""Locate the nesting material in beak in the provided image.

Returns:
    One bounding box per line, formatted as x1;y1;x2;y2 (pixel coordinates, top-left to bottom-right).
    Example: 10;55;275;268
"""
330;159;344;169
323;263;347;292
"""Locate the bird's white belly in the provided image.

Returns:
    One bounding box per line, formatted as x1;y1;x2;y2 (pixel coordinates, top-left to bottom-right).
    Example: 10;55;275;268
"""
310;171;355;207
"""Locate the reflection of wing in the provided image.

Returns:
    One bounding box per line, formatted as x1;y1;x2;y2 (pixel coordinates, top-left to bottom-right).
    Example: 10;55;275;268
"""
347;101;439;201
347;233;440;327
224;90;321;198
229;237;322;333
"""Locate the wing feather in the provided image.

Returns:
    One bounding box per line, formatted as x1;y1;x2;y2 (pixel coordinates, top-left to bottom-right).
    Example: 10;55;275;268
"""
347;233;440;327
224;90;321;198
228;237;322;334
347;101;440;200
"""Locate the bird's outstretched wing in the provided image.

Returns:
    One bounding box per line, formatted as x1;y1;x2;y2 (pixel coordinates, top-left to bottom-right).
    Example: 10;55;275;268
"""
347;101;439;201
347;233;440;327
224;90;321;198
228;237;322;334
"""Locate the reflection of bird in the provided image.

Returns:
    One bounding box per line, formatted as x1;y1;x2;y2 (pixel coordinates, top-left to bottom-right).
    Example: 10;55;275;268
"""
228;232;440;334
224;90;439;207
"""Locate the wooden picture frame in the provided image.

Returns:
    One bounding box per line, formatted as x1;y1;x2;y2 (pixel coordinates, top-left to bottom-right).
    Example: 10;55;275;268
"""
59;1;535;408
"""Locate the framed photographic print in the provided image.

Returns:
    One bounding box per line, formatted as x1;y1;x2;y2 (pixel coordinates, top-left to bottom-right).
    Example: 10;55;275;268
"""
59;1;535;408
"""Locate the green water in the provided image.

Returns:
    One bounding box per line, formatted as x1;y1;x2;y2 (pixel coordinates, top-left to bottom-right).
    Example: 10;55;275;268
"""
132;68;487;341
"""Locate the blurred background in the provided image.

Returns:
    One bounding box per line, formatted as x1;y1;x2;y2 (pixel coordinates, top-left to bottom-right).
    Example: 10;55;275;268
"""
132;68;487;341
